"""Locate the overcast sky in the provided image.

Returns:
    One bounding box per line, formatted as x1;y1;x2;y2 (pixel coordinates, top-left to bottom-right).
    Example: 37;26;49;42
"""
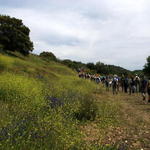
1;0;150;70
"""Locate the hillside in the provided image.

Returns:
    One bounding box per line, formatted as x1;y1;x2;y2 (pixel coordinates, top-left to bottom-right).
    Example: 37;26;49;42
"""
0;52;114;150
0;52;149;150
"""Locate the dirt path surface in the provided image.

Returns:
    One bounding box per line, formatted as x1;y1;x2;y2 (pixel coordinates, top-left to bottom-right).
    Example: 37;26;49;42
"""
81;92;150;150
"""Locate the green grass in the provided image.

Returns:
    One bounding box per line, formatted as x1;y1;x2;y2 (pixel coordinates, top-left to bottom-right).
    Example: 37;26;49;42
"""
2;52;149;149
0;52;115;150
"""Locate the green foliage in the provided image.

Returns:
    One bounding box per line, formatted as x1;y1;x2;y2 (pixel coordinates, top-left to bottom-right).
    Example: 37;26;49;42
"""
39;51;57;62
86;62;95;70
0;73;44;106
61;58;131;75
0;72;84;150
97;100;120;128
0;53;104;149
75;95;98;121
61;59;86;71
0;44;3;51
0;15;33;55
94;61;131;76
132;70;143;76
143;56;150;77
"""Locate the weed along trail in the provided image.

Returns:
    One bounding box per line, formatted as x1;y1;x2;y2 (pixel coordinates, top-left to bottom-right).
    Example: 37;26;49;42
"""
80;90;150;150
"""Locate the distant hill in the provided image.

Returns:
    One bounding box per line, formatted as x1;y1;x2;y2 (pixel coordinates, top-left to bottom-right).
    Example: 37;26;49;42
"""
61;59;131;76
132;70;143;76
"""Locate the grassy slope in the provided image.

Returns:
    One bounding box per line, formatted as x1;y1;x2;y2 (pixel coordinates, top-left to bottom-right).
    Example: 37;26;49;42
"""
1;52;149;150
0;52;117;150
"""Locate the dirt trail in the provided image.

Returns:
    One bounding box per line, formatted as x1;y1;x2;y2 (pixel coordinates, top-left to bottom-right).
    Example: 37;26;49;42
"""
81;92;150;150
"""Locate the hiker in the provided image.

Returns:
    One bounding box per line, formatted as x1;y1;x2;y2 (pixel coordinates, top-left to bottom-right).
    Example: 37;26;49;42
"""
117;77;121;92
105;76;109;91
134;75;140;93
131;77;136;94
112;75;119;95
120;74;125;92
78;72;83;78
124;76;129;93
101;76;105;84
141;76;148;101
147;78;150;103
109;78;113;88
128;77;136;94
128;77;132;95
96;76;101;84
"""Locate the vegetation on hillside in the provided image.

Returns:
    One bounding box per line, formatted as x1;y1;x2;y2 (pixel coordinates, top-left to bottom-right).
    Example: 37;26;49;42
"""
38;51;132;76
61;59;131;76
0;52;119;150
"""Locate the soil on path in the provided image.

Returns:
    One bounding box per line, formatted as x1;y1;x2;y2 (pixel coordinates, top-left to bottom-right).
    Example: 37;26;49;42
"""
81;92;150;150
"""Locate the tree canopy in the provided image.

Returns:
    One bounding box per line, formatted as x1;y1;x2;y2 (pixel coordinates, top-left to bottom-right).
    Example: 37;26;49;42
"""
143;56;150;77
39;51;57;61
0;15;33;55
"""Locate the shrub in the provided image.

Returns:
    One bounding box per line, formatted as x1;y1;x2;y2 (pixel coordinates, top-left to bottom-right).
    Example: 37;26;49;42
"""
39;51;57;62
75;95;98;121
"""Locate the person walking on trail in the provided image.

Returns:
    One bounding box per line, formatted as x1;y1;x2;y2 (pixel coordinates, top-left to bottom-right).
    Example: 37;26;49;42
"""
131;77;136;94
124;76;129;93
147;78;150;103
120;74;125;92
96;76;101;84
105;76;109;91
141;76;147;101
117;77;121;92
134;74;140;93
112;75;119;95
128;77;132;95
129;76;136;95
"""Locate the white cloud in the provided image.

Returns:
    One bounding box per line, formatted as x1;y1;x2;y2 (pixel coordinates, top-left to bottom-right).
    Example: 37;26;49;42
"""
0;0;150;70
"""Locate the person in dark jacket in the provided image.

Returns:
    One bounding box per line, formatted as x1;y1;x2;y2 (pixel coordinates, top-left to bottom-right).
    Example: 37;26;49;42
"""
141;76;147;100
124;76;129;93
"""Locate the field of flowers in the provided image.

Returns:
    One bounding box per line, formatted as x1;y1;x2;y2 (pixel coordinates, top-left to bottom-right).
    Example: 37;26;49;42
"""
0;53;117;150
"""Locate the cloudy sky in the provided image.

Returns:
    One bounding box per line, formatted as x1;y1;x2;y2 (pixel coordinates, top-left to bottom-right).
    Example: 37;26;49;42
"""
1;0;150;70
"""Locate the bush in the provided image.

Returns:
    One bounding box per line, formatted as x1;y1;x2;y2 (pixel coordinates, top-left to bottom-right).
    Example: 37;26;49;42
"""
75;95;98;121
39;51;57;62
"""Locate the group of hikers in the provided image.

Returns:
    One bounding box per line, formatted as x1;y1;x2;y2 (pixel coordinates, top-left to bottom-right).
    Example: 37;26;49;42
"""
78;72;150;103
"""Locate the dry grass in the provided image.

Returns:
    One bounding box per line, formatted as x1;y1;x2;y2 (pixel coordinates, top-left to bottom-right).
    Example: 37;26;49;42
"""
80;91;150;150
